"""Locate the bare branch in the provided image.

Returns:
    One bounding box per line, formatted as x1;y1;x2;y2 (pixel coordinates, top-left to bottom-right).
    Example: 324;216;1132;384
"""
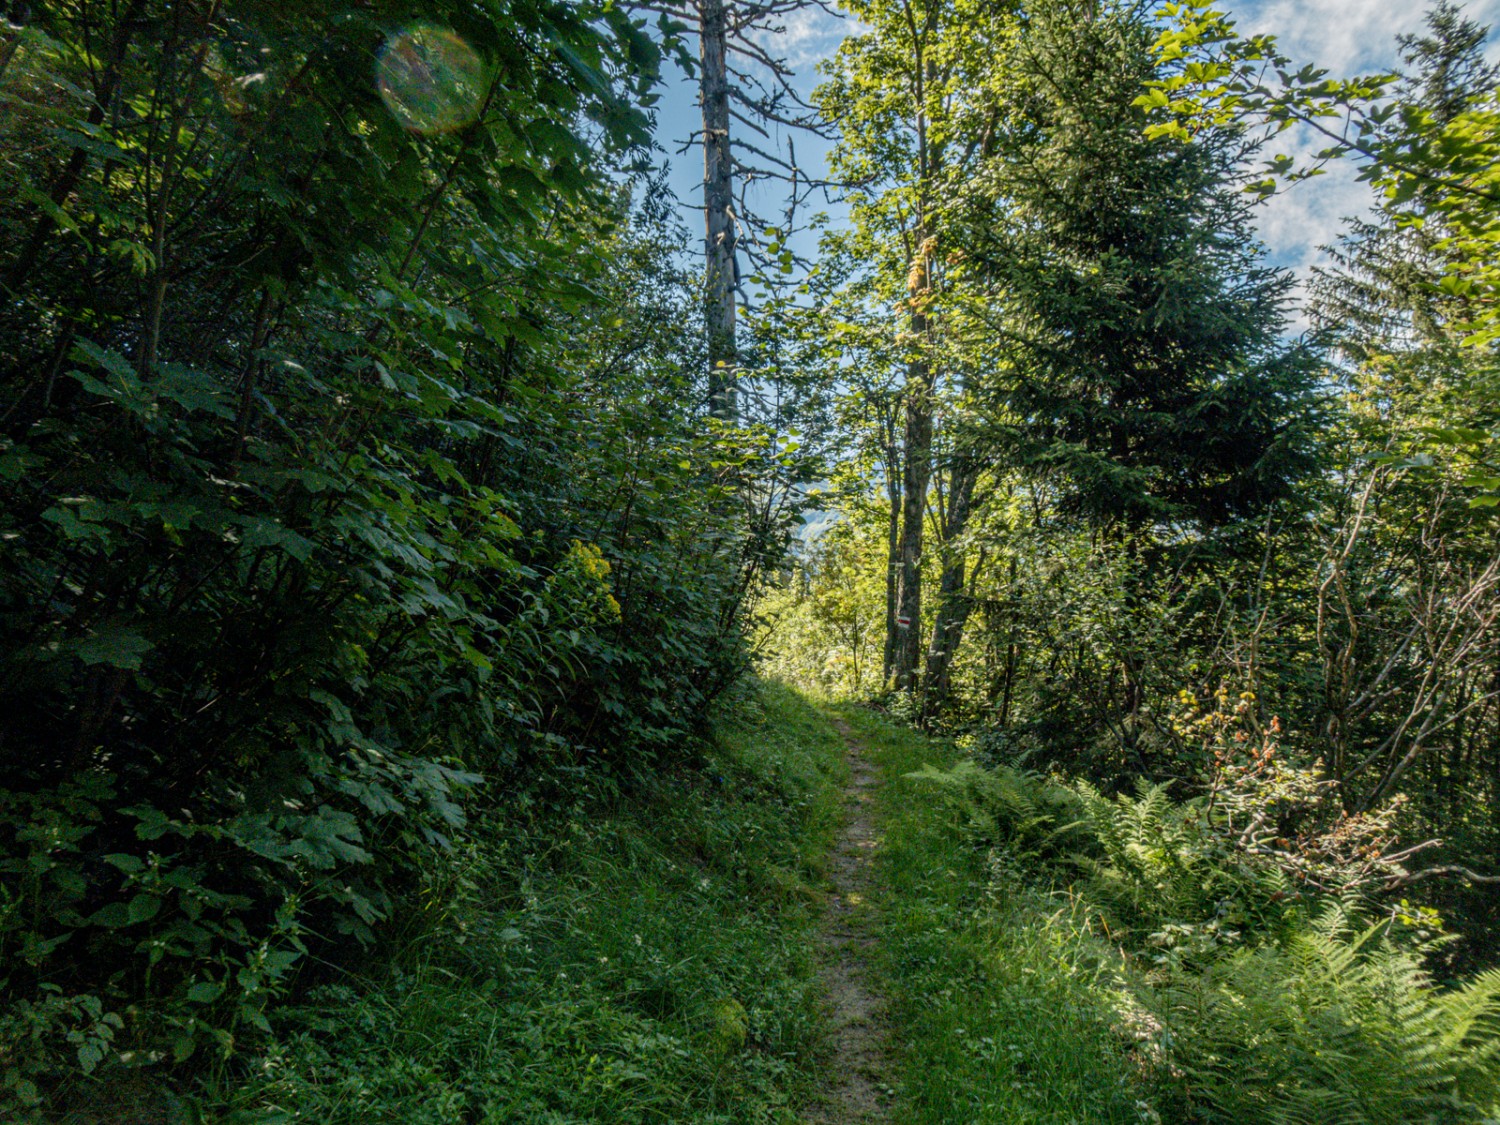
1389;864;1500;888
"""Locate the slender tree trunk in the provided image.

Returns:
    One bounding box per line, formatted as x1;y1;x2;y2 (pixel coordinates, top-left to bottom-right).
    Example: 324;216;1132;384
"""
921;457;980;719
996;555;1020;725
1115;526;1146;726
998;640;1018;725
894;357;932;689
882;430;902;688
1105;407;1149;727
888;33;945;692
699;0;737;420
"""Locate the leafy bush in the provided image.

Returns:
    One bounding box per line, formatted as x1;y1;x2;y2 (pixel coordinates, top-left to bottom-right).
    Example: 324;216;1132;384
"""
907;710;1500;1123
0;4;811;1108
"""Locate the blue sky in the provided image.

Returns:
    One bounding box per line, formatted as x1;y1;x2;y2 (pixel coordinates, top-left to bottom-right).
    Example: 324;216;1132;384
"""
647;8;843;262
644;0;1500;322
1234;0;1500;305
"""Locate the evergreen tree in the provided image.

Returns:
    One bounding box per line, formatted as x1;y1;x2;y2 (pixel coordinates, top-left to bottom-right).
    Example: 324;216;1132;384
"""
956;0;1321;532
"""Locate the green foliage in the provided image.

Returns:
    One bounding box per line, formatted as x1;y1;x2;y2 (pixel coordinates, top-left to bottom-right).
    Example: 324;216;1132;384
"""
904;759;1089;862
836;702;1162;1125
953;0;1322;530
122;680;839;1123
914;698;1422;946
1068;777;1305;964
0;0;809;1107
1301;4;1500;514
1155;908;1500;1124
0;681;841;1119
757;509;889;698
876;705;1500;1125
1146;0;1500;351
7;0;1499;1113
906;757;1298;963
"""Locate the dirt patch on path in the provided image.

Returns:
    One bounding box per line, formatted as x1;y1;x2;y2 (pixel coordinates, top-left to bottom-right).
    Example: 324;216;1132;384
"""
807;719;894;1125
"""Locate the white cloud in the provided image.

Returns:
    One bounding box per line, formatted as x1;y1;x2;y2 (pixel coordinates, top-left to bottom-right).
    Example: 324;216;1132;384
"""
1254;123;1374;267
1236;0;1448;74
749;5;855;72
1226;0;1500;325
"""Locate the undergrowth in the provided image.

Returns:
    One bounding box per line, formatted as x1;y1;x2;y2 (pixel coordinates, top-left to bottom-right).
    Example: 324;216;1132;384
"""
832;702;1500;1125
829;704;1157;1125
28;681;845;1124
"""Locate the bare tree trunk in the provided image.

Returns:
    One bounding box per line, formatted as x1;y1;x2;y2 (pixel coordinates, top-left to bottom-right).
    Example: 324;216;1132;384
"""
699;0;737;420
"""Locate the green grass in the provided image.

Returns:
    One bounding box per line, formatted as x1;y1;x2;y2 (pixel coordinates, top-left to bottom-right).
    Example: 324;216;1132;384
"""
31;681;1496;1124
200;680;847;1124
827;703;1161;1125
62;683;1175;1124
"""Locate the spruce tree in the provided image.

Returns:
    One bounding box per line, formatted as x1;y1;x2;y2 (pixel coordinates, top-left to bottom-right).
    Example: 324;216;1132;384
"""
956;0;1321;533
1309;2;1500;360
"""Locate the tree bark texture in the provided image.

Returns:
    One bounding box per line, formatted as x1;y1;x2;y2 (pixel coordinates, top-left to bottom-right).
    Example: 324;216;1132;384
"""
894;302;933;690
699;0;737;420
921;456;980;718
882;428;902;689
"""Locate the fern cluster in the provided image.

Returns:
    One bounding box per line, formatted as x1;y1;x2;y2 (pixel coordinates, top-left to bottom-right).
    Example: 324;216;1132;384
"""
1070;779;1306;964
903;760;1090;863
1159;908;1500;1123
907;758;1500;1122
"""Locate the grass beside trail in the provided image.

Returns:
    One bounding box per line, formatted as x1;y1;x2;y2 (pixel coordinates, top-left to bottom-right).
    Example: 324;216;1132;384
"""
828;704;1159;1125
210;681;846;1124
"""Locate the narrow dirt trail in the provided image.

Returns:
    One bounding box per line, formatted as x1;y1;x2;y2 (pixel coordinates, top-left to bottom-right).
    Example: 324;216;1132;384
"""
807;718;895;1125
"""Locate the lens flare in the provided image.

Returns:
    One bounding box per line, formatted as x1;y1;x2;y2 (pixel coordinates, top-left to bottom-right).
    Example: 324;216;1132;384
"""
376;25;488;135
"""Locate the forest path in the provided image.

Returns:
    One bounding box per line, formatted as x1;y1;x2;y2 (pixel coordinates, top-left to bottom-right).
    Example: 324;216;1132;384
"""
807;718;895;1125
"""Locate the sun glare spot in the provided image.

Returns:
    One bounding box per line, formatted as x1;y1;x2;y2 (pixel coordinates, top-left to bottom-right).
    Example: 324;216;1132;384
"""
376;25;489;135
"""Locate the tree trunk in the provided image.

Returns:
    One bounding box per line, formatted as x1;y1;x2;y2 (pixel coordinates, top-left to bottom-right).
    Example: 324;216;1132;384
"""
921;457;980;719
699;0;737;420
894;309;933;691
993;555;1020;725
882;430;902;688
888;43;941;692
1115;527;1146;725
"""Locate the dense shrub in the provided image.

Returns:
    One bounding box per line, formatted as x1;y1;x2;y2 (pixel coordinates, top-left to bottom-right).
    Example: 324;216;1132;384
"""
0;3;808;1107
907;717;1500;1123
